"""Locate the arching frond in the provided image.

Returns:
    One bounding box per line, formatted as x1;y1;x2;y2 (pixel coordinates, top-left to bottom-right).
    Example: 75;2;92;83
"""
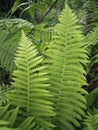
9;32;55;130
0;18;34;31
46;4;88;130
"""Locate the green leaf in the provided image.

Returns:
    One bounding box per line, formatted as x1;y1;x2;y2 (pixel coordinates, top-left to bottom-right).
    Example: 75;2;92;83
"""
9;31;55;130
0;120;10;126
46;4;88;130
8;107;19;127
28;1;35;17
0;127;18;130
11;0;20;15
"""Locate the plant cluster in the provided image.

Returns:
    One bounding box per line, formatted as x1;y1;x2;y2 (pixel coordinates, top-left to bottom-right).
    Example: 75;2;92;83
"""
0;0;98;130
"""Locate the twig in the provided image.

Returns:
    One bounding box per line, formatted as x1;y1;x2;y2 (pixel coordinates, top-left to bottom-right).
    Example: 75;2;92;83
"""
27;0;58;36
39;0;58;23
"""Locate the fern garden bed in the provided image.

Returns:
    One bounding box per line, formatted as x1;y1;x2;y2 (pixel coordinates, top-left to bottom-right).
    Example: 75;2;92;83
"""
0;1;98;130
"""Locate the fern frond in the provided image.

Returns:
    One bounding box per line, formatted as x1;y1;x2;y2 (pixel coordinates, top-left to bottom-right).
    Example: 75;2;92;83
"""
9;31;55;130
0;18;34;72
0;114;33;130
0;101;19;129
85;25;98;69
0;125;19;130
0;120;18;130
19;117;45;130
32;24;54;56
85;25;98;48
46;4;88;130
0;18;34;31
0;103;19;127
83;110;98;130
0;84;12;102
0;101;40;130
0;30;18;72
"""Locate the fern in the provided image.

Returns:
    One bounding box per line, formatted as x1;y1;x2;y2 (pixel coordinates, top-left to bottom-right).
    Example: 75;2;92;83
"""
0;101;40;130
84;26;98;69
32;24;54;56
0;3;91;130
83;110;98;130
84;26;98;93
0;18;34;31
0;30;18;72
0;18;34;72
0;120;17;130
0;84;11;102
46;4;88;130
0;104;18;127
85;25;98;48
9;32;55;130
0;100;19;130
